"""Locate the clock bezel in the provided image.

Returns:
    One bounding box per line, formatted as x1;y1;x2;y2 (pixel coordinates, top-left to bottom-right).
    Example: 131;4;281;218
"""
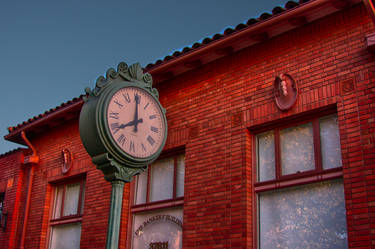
96;82;167;167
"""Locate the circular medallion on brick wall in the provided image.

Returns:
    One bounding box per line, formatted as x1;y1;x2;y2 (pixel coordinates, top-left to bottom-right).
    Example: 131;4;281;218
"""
61;149;73;174
274;73;298;111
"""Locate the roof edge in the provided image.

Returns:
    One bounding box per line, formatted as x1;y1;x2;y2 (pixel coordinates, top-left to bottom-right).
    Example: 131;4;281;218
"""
146;0;361;78
5;97;84;145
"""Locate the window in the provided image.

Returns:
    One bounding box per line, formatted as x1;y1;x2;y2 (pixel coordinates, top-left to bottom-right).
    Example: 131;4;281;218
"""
49;178;85;249
131;154;185;249
255;114;348;249
0;192;5;230
0;192;4;218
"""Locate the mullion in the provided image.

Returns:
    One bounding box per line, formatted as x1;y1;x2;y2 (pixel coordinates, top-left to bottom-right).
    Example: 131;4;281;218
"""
275;128;281;180
173;156;177;199
313;119;323;172
60;185;66;218
77;180;84;216
258;116;330;186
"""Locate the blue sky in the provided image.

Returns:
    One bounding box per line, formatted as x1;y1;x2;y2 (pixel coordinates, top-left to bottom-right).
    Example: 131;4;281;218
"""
0;0;287;153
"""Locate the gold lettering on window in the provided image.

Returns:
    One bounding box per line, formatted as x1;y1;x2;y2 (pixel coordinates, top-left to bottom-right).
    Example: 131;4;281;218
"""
149;241;168;249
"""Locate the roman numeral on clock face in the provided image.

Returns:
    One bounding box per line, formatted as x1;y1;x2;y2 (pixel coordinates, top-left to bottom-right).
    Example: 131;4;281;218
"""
141;143;147;152
144;102;150;110
147;135;155;146
111;123;120;134
129;141;135;152
117;134;126;146
114;100;123;108
109;112;119;119
151;126;159;133
123;93;130;103
134;93;141;104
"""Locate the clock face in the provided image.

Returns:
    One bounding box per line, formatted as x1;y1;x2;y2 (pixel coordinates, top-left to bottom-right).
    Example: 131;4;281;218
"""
106;86;166;159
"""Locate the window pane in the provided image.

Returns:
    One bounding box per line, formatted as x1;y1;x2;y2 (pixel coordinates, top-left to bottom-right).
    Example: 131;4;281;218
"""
135;169;148;205
320;115;342;169
257;131;275;181
0;193;4;222
53;186;63;219
63;183;80;216
150;157;174;202
80;181;85;215
259;179;348;249
132;208;183;249
49;223;81;249
280;122;315;175
176;155;185;198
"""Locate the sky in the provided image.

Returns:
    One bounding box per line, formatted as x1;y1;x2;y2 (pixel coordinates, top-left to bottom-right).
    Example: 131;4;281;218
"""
0;0;287;153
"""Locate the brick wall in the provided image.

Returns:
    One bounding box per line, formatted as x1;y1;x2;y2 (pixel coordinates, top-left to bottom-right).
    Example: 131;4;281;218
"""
0;149;23;249
0;119;131;249
157;3;375;248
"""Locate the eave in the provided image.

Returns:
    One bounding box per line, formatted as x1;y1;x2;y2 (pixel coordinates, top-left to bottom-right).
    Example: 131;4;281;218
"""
146;0;361;83
5;97;84;146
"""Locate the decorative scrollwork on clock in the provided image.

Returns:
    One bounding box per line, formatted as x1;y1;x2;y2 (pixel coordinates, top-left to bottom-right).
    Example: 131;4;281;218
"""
84;62;156;100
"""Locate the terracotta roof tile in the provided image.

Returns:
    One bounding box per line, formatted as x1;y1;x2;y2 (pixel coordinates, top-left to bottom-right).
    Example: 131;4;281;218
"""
259;12;273;20
7;95;84;133
286;1;300;9
246;18;259;25
272;6;286;15
145;0;311;70
0;148;23;159
235;23;248;30
192;42;202;49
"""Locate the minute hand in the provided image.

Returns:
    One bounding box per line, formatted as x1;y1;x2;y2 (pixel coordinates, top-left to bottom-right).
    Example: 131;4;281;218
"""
133;94;143;132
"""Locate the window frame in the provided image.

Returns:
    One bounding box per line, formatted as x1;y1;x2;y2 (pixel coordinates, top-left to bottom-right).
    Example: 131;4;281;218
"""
0;192;5;231
251;108;346;248
253;110;343;193
130;150;185;213
128;149;185;249
49;177;85;227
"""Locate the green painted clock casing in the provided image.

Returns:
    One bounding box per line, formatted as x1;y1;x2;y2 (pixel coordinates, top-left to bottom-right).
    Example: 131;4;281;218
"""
79;62;167;174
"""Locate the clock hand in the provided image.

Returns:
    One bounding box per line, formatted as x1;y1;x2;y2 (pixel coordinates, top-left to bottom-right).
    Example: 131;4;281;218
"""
118;120;135;129
117;118;143;130
134;94;141;132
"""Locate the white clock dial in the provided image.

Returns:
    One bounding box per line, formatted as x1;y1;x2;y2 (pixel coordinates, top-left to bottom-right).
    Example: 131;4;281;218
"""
106;87;166;159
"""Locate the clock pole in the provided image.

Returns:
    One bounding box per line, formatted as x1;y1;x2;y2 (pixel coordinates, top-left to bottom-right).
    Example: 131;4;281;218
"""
79;62;167;249
106;180;124;249
92;154;145;249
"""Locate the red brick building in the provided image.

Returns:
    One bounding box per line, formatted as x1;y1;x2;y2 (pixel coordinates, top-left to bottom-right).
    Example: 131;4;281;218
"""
1;0;375;248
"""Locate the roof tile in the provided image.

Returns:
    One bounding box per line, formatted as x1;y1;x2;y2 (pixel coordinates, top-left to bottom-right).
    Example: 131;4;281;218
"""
272;6;286;15
285;1;299;9
0;148;23;159
260;12;272;20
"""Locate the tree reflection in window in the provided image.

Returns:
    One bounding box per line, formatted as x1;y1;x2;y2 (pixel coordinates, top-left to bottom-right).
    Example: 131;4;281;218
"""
255;113;347;249
259;179;348;249
280;122;315;175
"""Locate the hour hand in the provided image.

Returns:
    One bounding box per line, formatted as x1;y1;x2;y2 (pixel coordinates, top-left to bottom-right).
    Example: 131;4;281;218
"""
119;120;135;129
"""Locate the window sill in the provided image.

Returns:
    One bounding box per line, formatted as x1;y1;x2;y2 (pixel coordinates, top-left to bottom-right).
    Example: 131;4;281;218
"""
131;197;184;213
50;215;83;226
255;168;343;192
366;32;375;52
